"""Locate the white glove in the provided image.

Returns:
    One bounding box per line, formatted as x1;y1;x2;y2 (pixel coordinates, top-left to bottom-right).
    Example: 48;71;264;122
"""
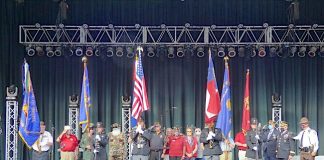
95;135;101;141
253;146;258;151
255;135;260;140
136;126;142;133
208;131;216;137
138;129;144;134
206;134;212;140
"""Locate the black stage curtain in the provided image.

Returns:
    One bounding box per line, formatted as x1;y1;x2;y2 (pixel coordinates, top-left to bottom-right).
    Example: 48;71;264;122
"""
1;0;324;159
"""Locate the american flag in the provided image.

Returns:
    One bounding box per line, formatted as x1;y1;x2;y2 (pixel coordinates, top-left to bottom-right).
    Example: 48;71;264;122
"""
131;47;150;126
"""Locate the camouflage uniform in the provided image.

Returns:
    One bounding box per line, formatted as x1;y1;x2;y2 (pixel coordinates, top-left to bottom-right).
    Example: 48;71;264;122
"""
108;132;126;160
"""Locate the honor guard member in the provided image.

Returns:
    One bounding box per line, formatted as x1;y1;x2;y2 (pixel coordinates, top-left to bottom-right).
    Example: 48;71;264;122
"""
80;123;95;160
32;121;53;160
94;122;108;160
245;118;263;160
262;120;280;160
108;123;125;160
276;121;295;160
200;122;223;160
148;122;165;160
294;117;319;160
131;117;151;160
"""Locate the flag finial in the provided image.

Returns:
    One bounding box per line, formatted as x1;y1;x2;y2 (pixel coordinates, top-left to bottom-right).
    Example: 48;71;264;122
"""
82;56;88;63
224;56;229;61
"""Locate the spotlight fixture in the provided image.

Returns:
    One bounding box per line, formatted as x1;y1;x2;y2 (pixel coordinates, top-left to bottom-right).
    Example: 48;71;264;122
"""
308;46;317;57
75;47;83;56
177;47;185;57
217;47;225;57
269;46;277;57
289;46;297;57
116;47;124;57
69;94;79;107
196;47;205;57
228;47;236;57
106;47;114;57
26;46;35;56
147;46;155;58
184;45;194;57
168;47;175;58
85;47;94;56
6;85;18;99
298;46;306;57
250;46;257;57
55;47;62;56
126;46;135;58
258;46;266;57
238;46;245;57
318;47;324;57
35;46;44;56
46;46;54;57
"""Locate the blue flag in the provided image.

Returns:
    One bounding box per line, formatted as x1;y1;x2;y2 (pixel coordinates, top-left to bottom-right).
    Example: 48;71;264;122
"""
216;59;232;138
79;61;91;132
18;61;40;148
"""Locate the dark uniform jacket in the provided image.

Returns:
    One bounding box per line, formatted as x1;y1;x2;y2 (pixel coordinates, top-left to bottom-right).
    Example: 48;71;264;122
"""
262;128;280;157
94;132;108;160
131;128;152;156
276;130;295;159
246;129;263;159
200;128;223;156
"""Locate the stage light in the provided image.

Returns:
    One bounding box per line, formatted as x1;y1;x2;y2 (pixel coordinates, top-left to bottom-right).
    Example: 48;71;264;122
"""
177;47;184;57
69;94;79;107
147;46;155;58
277;45;290;58
6;85;18;99
298;46;306;57
75;47;83;56
272;93;282;107
85;46;93;56
318;47;324;57
116;47;124;57
46;46;54;57
26;46;35;56
269;46;277;57
94;48;100;56
263;23;269;28
258;46;266;57
106;47;114;57
228;47;236;57
217;47;225;57
168;47;175;58
126;46;135;58
196;47;205;57
250;46;257;57
82;24;88;29
238;46;245;57
35;46;44;56
55;47;62;56
308;46;317;57
289;46;297;57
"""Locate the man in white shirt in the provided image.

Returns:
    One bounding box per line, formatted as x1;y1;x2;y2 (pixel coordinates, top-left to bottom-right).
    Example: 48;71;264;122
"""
32;121;53;160
294;117;319;160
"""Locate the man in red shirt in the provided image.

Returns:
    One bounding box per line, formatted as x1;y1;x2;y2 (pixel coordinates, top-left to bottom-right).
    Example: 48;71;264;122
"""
183;127;198;160
56;125;79;160
168;127;184;160
234;129;248;160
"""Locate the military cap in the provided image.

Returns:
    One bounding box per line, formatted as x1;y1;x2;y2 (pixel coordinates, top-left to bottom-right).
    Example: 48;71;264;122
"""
97;122;105;128
280;121;288;127
299;117;309;124
251;118;258;125
111;123;120;128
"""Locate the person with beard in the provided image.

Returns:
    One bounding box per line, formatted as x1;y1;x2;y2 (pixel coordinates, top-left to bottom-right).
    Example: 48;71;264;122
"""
276;121;295;160
131;117;151;160
80;123;95;160
148;122;165;160
200;122;223;160
183;127;198;160
194;128;204;160
94;122;108;160
245;118;263;160
168;127;185;160
32;121;53;160
262;120;280;160
108;123;125;160
162;128;173;160
56;125;79;160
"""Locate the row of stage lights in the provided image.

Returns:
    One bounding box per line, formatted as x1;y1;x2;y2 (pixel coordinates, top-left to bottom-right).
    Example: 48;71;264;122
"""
25;45;324;58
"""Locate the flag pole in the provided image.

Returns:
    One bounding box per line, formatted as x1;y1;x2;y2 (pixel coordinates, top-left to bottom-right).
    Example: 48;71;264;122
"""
82;56;90;132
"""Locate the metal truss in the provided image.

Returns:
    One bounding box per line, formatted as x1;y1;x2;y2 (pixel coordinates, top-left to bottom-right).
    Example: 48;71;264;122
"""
272;107;282;129
19;24;324;46
122;106;131;160
5;100;18;160
68;108;80;138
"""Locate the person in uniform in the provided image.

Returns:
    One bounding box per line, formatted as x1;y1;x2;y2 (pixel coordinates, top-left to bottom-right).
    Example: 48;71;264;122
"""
276;121;295;160
168;127;184;160
262;120;280;160
194;128;204;160
56;125;79;160
131;117;151;160
245;118;262;160
94;122;108;160
149;122;165;160
32;121;53;160
80;123;95;160
293;117;319;160
108;123;126;160
235;129;248;160
162;128;173;160
200;122;223;160
183;127;198;160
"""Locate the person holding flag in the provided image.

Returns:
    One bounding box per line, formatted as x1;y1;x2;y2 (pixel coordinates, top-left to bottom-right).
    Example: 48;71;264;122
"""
18;60;41;149
79;56;92;133
235;69;250;160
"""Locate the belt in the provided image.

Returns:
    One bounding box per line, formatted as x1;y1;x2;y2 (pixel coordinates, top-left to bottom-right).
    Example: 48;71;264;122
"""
239;149;246;151
151;149;162;152
33;150;49;153
300;147;311;152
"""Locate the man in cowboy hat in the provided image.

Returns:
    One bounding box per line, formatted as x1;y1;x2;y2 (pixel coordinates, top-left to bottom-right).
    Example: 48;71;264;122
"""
80;123;95;160
276;121;295;160
56;125;79;160
108;123;126;160
94;122;108;160
294;117;319;160
245;118;263;160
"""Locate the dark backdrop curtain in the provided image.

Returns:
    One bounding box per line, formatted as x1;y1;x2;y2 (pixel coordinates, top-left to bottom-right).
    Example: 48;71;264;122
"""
1;0;324;159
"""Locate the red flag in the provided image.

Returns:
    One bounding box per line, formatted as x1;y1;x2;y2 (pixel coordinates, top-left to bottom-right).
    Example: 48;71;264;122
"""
205;52;221;123
242;69;251;133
